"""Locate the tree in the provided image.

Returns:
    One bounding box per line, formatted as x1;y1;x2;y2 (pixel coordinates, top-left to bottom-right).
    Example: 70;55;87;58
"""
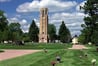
0;10;8;42
58;21;71;43
2;30;9;41
78;29;88;44
48;24;56;42
22;33;30;42
91;23;98;44
8;23;23;41
80;0;98;44
28;20;39;42
0;10;8;31
0;31;3;42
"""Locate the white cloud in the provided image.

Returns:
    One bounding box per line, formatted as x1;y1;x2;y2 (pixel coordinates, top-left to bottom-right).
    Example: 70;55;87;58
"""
49;12;85;36
21;24;30;33
4;13;8;17
0;0;11;2
66;23;81;27
50;12;85;20
8;16;41;33
8;17;19;23
16;0;77;12
71;31;81;36
15;14;21;18
8;17;30;33
36;22;39;27
20;19;27;25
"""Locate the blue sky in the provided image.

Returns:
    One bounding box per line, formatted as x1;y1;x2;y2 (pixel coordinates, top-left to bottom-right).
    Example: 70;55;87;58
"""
0;0;86;36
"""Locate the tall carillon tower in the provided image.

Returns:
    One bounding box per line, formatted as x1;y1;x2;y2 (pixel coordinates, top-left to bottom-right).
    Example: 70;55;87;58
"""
39;8;48;43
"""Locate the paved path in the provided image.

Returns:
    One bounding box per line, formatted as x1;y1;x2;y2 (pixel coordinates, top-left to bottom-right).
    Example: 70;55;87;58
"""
69;45;88;49
0;50;41;61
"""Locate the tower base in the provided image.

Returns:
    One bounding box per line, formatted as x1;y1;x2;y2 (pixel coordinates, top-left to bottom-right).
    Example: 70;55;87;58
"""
39;34;48;43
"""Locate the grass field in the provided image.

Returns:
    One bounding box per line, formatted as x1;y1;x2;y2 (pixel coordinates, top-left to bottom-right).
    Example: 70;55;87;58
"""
0;43;98;66
0;43;72;49
0;49;98;66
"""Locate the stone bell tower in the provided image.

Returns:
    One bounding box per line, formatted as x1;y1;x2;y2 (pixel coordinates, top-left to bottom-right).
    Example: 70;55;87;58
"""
39;8;48;43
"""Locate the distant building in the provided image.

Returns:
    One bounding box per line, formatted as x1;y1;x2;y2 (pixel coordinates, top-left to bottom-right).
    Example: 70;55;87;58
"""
72;35;78;44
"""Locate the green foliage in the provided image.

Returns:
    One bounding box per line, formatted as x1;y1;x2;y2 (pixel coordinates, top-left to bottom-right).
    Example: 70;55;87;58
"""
78;34;85;44
79;28;90;44
0;43;71;49
29;20;39;42
0;10;23;42
91;30;98;44
0;10;9;42
22;33;30;42
2;30;9;41
91;23;98;44
80;0;98;44
48;24;56;42
0;10;8;31
58;21;71;43
0;31;3;42
8;23;23;41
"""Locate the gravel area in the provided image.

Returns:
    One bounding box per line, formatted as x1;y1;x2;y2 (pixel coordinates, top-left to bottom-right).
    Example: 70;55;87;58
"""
0;49;41;61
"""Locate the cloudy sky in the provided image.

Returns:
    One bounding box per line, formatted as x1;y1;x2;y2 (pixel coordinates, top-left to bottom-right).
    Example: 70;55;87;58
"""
0;0;86;36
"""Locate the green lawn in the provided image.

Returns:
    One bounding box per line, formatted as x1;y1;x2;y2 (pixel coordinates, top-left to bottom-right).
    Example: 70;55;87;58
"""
0;44;98;66
0;43;72;49
0;49;98;66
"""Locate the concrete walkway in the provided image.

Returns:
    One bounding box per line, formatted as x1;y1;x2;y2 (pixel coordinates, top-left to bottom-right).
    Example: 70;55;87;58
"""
0;50;41;61
69;45;88;49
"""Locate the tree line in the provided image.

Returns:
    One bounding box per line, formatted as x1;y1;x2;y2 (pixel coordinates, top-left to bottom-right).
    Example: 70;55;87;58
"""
0;10;71;43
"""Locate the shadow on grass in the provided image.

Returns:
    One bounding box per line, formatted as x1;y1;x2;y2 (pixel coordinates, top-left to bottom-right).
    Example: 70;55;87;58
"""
0;50;4;53
60;61;64;63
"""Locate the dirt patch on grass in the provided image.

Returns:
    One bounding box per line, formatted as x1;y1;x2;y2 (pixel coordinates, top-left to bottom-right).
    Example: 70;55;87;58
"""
0;49;41;61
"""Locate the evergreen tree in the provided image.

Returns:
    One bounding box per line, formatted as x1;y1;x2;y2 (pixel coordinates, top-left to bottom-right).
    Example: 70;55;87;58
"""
48;24;56;42
79;0;98;44
58;21;71;43
91;23;98;44
28;20;39;42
